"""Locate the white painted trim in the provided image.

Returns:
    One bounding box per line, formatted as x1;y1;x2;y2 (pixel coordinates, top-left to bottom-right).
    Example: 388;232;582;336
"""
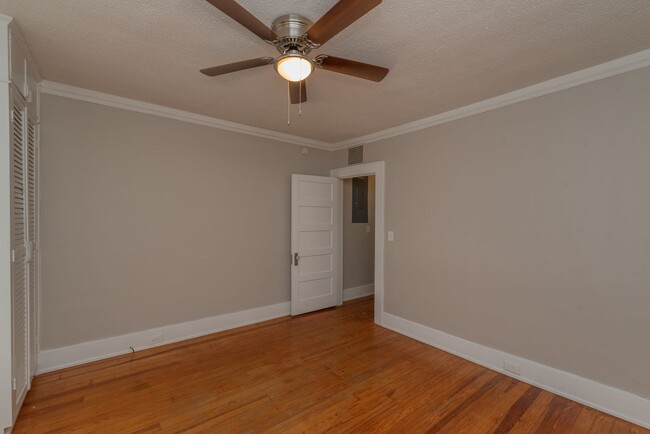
336;179;344;306
0;15;10;84
37;301;290;374
343;284;374;302
39;81;331;150
382;312;650;430
36;50;650;151
0;35;14;432
331;162;385;326
333;49;650;149
6;17;41;83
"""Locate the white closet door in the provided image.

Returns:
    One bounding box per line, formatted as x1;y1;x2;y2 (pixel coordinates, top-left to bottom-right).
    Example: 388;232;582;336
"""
26;113;38;378
10;93;29;412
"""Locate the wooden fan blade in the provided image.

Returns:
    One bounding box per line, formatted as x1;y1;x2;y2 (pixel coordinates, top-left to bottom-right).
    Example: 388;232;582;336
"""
200;57;274;77
316;55;388;82
290;81;307;104
307;0;381;45
205;0;276;41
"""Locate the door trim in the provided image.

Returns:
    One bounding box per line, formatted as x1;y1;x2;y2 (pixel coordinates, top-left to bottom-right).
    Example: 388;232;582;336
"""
331;161;385;326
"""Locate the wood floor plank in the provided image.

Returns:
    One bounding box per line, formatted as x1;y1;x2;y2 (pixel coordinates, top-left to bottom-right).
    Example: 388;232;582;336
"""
508;390;558;434
435;379;532;433
13;296;648;433
533;395;583;434
491;385;544;433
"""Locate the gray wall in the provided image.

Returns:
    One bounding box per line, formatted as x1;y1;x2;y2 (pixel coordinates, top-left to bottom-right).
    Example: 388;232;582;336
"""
333;66;650;399
342;176;375;290
40;94;331;349
39;65;650;401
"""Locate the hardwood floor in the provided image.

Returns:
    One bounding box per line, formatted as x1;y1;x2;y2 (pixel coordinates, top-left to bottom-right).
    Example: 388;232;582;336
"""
15;297;647;433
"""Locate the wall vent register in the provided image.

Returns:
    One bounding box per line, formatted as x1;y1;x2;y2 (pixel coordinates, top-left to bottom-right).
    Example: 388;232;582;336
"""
348;145;364;165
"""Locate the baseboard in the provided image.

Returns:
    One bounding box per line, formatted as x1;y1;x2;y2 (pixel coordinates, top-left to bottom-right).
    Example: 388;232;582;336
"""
343;284;374;301
382;312;650;429
37;302;291;374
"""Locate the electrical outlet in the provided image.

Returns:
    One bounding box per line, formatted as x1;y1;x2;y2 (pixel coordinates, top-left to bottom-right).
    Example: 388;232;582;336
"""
503;360;521;375
149;334;164;346
387;231;394;241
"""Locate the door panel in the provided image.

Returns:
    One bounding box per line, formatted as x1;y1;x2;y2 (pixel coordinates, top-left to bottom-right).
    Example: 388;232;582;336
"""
298;254;332;276
10;92;29;414
26;113;38;378
298;231;332;250
291;175;340;315
298;206;333;225
298;278;333;299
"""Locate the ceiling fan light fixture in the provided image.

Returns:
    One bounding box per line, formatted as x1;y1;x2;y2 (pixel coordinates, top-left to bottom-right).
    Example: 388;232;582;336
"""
274;51;314;82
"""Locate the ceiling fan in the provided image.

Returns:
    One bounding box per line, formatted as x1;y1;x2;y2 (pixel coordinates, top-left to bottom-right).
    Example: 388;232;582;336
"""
200;0;389;104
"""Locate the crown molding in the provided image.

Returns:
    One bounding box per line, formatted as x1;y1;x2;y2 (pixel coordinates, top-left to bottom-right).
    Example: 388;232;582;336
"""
40;49;650;152
333;49;650;150
39;81;331;150
1;14;43;83
0;15;10;85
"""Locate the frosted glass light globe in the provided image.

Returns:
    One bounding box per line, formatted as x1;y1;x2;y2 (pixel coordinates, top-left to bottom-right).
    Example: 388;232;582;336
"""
275;54;314;82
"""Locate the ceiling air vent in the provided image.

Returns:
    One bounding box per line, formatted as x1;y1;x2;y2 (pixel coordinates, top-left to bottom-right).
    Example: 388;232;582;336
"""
348;145;364;165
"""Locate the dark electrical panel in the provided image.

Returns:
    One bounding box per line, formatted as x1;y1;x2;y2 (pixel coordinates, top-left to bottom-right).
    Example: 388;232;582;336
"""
352;177;368;223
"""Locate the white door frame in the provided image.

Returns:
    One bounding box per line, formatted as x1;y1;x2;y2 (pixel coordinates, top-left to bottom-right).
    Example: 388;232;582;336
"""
331;161;385;326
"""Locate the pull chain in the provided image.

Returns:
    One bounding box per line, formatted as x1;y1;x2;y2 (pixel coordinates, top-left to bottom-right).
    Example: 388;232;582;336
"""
299;80;303;117
287;80;291;126
299;61;303;117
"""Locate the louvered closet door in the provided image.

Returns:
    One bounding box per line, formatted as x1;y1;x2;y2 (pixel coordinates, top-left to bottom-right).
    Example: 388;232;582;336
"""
10;93;29;409
26;113;38;377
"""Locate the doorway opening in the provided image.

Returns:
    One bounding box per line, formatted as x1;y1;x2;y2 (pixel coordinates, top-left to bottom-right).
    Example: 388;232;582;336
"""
341;176;376;306
331;162;385;325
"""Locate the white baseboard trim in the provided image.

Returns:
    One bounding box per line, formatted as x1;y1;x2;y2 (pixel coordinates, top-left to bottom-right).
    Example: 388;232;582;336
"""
37;302;291;374
382;312;650;429
343;284;374;301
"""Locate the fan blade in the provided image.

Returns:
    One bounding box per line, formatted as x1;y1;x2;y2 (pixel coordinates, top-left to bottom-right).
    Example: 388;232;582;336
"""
200;57;274;77
316;55;388;82
307;0;381;45
290;81;307;104
205;0;276;41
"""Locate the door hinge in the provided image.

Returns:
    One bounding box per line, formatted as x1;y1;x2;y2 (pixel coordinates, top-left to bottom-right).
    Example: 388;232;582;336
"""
11;250;16;263
293;252;300;266
12;378;16;390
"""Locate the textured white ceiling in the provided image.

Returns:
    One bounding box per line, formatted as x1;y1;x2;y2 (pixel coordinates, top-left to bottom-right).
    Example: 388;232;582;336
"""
1;0;649;145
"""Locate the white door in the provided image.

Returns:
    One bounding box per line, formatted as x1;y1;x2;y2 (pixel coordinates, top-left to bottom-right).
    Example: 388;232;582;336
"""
10;91;29;415
26;111;38;378
291;175;340;315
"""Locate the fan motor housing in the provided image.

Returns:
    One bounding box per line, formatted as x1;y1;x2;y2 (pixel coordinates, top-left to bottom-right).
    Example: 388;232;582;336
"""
271;14;317;55
272;14;311;38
